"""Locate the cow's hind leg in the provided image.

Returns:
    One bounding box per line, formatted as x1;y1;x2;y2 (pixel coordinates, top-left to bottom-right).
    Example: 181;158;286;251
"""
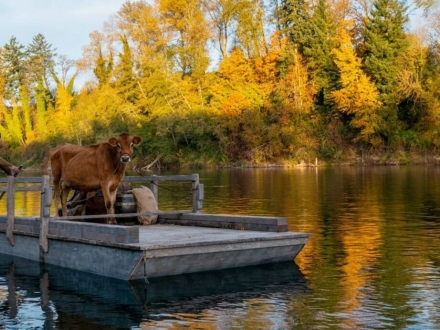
60;179;71;217
53;182;61;216
51;165;61;216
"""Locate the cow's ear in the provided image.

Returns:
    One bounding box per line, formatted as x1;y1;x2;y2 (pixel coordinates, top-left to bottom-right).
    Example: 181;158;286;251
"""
132;136;142;145
108;137;118;146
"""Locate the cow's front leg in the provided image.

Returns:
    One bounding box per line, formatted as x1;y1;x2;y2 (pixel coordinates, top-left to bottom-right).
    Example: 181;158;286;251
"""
107;189;118;224
102;184;117;224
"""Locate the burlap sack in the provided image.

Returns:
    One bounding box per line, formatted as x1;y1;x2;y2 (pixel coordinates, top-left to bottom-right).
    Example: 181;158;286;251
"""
132;186;158;225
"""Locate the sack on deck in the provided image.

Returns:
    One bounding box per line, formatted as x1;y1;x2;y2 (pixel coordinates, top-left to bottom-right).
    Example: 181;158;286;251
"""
132;186;158;225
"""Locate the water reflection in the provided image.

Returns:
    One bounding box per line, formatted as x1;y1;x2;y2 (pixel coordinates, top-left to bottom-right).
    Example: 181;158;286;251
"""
0;254;308;329
3;167;440;328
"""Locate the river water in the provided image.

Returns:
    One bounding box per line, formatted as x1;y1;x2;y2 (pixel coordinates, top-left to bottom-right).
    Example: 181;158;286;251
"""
1;166;440;329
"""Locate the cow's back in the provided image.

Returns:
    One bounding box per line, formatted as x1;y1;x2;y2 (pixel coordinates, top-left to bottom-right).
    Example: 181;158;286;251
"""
50;144;86;183
58;144;104;191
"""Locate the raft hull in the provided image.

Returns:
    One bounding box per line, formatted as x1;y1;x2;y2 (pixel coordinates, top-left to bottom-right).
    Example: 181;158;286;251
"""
0;214;310;280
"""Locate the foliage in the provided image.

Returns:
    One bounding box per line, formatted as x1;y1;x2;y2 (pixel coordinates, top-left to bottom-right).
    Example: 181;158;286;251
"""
1;0;440;167
330;20;383;145
362;0;409;145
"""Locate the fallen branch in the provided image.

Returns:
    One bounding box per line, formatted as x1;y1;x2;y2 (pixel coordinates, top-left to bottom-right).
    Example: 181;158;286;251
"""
134;156;161;174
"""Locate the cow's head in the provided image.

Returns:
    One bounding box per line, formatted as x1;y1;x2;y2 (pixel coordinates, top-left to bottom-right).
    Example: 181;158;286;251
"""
109;132;142;163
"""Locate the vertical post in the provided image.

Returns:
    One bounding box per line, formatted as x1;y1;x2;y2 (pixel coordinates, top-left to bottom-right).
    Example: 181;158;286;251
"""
150;175;158;205
197;184;204;211
6;175;15;246
192;173;200;213
39;175;52;254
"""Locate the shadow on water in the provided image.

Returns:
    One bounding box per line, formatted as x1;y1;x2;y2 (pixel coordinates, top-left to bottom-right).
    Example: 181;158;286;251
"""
0;253;308;329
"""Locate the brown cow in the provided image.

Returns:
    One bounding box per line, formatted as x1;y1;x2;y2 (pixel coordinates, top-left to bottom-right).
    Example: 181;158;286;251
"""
50;132;142;224
0;156;22;176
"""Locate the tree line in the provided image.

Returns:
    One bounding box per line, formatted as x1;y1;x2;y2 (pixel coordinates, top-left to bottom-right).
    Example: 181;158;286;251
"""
1;0;440;168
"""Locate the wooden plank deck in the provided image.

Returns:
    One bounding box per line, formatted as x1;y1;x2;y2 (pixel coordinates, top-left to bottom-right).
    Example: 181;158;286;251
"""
134;224;306;248
127;224;310;278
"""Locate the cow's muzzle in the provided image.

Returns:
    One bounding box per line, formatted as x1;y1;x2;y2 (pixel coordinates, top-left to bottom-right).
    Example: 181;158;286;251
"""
120;155;131;163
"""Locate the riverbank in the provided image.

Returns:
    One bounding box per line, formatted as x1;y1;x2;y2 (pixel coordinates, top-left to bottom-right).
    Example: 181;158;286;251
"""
7;147;440;173
218;150;440;168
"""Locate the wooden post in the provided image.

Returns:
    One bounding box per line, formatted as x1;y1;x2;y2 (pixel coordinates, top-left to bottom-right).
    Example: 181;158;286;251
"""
39;175;52;254
6;175;15;246
197;184;204;211
192;173;200;213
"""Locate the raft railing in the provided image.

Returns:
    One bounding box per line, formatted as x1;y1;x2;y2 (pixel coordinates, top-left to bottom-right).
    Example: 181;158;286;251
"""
0;174;204;253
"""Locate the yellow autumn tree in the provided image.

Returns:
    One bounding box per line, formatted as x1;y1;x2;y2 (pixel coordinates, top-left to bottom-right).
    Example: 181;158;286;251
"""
211;47;266;161
46;72;78;142
275;48;317;118
330;20;383;145
0;74;23;147
254;31;287;97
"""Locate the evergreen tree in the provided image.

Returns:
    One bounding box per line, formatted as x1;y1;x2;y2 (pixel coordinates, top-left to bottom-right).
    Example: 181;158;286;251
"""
21;34;56;141
114;36;138;104
304;0;339;105
364;0;408;95
276;0;338;108
274;0;310;44
363;0;409;143
27;33;56;90
1;37;28;101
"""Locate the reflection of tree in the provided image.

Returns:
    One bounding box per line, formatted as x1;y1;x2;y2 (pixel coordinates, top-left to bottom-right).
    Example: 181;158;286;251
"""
339;209;382;328
285;167;440;327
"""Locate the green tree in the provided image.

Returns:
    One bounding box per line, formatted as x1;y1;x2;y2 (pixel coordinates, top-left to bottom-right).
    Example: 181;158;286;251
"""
27;33;56;89
305;0;339;106
1;37;28;100
274;0;311;44
27;34;57;140
363;0;409;143
275;0;338;108
0;37;29;146
114;35;138;104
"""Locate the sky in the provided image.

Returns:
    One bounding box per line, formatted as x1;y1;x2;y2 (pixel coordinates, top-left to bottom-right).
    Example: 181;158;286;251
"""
0;0;129;86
